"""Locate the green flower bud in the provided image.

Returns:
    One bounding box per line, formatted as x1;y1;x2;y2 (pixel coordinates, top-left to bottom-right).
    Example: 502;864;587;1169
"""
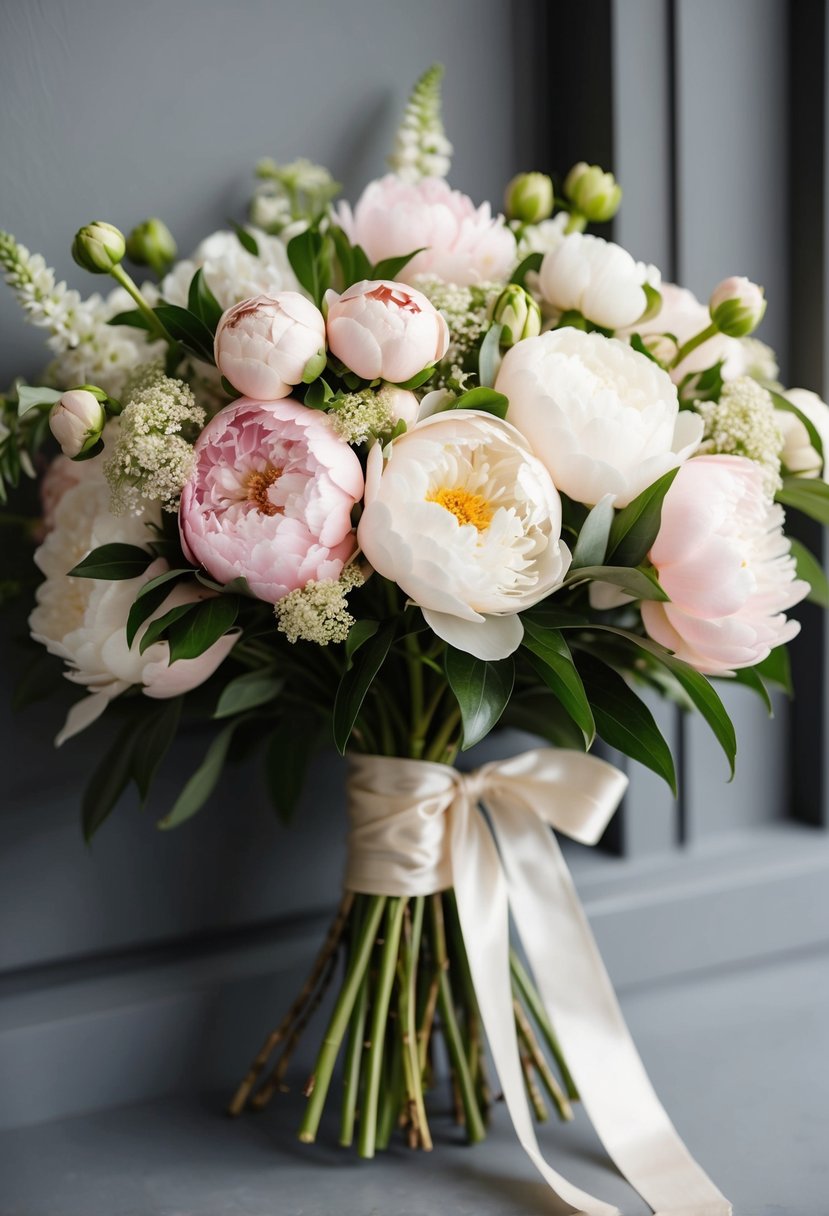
71;221;126;274
49;389;106;458
709;276;766;337
563;162;622;223
491;284;542;347
504;172;554;224
125;217;177;275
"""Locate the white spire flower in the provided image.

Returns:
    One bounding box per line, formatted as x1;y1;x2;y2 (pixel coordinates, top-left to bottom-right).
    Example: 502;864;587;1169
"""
697;377;784;496
357;411;571;660
388;63;453;183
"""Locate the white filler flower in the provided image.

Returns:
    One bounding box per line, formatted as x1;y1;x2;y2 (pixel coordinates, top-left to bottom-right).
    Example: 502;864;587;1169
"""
161;228;300;310
357;410;571;660
496;328;703;507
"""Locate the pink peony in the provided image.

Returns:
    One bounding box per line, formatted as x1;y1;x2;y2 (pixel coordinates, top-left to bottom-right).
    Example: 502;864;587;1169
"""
642;455;808;674
214;293;326;400
179;398;364;604
335;175;517;286
325;280;449;383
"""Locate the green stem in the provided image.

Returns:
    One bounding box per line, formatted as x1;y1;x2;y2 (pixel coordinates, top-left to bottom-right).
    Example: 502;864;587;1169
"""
429;895;486;1143
424;706;462;763
358;896;407;1159
398;898;432;1150
564;211;588;234
109;263;174;345
299;894;386;1143
404;634;425;752
339;900;370;1147
510;948;579;1101
670;320;718;368
376;1025;403;1150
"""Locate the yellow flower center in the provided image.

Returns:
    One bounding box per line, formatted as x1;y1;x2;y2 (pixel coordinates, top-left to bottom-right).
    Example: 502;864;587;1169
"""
429;487;493;532
246;466;283;516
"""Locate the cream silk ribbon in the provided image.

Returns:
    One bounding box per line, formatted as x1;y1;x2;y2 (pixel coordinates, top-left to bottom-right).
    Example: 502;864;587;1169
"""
346;749;732;1216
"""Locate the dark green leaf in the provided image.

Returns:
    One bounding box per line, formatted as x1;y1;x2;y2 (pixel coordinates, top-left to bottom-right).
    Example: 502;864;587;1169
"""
510;252;543;289
776;476;829;525
287;228;323;304
157;721;238;829
263;713;321;823
372;249;426;280
393;366;436;391
132;697;183;803
126;569;192;648
478;323;503;389
214;670;284;718
445;649;514;750
228;219;259;256
754;646;793;696
501;690;587;750
789;537;829;608
69;543;153;581
570;495;614;570
333;620;395;753
345;619;380;664
521;621;595;745
139;601;198;655
729;666;774;716
606;468;679;567
107;309;152;331
521;603;589;630
166;595;239;663
187;268;224;334
153;304;215;362
452;386;509;419
563;563;668;601
82;720;137;842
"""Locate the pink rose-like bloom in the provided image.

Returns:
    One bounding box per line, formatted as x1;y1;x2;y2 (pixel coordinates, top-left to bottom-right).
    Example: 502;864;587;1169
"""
335;175;517;286
642;455;809;674
179;398;364;604
214;293;326;400
325;280;449;383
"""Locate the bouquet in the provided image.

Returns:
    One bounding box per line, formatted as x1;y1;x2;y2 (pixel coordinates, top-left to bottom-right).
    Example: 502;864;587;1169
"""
2;64;826;1214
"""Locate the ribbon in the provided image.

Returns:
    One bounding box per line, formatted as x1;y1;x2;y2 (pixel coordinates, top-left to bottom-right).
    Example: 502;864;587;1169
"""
346;749;731;1216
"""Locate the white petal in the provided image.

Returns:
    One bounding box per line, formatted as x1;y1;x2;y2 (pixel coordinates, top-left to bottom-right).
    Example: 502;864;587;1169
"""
422;608;524;660
55;690;114;747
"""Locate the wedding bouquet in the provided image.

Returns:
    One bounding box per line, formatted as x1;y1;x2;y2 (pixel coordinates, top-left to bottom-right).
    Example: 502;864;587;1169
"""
2;65;826;1214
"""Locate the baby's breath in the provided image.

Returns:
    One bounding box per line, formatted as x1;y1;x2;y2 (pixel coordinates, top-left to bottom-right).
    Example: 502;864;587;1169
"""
697;376;784;496
329;388;395;445
415;277;500;389
274;565;364;645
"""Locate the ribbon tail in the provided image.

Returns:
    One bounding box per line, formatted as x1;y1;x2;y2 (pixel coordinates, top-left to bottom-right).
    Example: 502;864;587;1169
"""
449;789;620;1216
488;798;732;1216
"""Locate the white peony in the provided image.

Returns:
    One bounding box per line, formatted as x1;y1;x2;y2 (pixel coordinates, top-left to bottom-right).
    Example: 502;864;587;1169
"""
495;328;703;507
30;476;237;744
357;410;570;660
536;232;659;330
161;228;300;310
515;213;570;261
630;283;742;383
777;387;829;479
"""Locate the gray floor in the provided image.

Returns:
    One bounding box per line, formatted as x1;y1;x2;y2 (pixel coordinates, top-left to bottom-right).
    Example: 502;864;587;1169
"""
1;946;827;1216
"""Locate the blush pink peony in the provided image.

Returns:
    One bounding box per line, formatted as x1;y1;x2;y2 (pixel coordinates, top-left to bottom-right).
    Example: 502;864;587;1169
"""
642;455;809;674
335;175;517;286
325;280;449;383
214;293;326;400
179;398;364;604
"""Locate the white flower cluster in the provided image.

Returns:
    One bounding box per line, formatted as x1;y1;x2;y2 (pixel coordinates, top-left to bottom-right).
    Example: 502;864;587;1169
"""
415;276;500;389
104;365;205;514
330;388;395;445
250;158;340;234
161;229;300;312
697;376;784;496
0;231;157;396
388;64;453;183
274;564;364;645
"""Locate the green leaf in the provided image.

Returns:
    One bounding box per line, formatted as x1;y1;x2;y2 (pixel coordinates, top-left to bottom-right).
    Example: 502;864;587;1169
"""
153;304;215;362
570;495;614;570
729;666;774;716
478;323;503;389
157;721;239;829
139;601;198;655
330;226;372;287
82;720;138;842
166;596;239;663
393;366;436;391
605;468;679;567
754;645;793;696
126;568;192;649
502;690;587;751
510;252;543;289
214;670;284;718
287;228;324;304
371;249;426;280
333;620;395;753
452;386;509;419
345;619;380;664
776;476;829;525
577;653;677;795
69;543;153;581
187;268;224;334
521;621;595;745
770;388;824;464
17;385;63;416
563;563;669;601
789;537;829;608
445;649;514;750
228;219;259;256
521;603;589;630
263;713;321;823
107;308;152;331
132;697;183;803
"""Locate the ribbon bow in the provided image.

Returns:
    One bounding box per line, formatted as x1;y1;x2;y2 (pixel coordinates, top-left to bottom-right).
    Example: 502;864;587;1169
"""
346;748;731;1216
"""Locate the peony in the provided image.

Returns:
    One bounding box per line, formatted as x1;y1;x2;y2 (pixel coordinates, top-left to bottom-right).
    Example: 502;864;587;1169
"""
325;280;450;383
709;275;766;337
179;398;364;604
214;293;326;400
357;410;570;660
161;228;300;310
495;328;703;507
29;479;237;744
49;389;106;458
335;175;517;287
777;388;829;479
642;455;808;674
536;232;658;330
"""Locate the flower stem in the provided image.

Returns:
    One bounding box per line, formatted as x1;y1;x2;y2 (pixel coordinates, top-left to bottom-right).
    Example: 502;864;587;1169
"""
398;897;432;1150
510;948;579;1101
670;321;718;368
109;263;174;345
358;896;407;1158
298;894;386;1144
513;995;573;1121
424;707;462;763
339;902;370;1147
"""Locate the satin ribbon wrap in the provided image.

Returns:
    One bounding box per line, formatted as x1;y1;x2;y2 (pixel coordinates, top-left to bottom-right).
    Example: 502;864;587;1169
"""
346;749;731;1216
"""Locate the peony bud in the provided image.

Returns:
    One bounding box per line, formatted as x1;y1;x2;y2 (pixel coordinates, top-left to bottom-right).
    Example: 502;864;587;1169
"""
49;389;106;458
709;276;766;337
563;162;622;223
71;222;126;274
214;293;327;400
504;172;554;224
490;284;542;347
126;218;177;275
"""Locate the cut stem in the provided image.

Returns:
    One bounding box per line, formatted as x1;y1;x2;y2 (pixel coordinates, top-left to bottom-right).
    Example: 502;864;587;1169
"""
398;898;432;1150
339;903;371;1147
358;896;407;1159
510;948;579;1102
514;996;573;1122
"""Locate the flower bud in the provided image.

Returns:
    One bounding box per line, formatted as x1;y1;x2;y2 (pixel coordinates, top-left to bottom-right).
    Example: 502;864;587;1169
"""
215;293;327;400
71;222;126;274
709;276;766;337
49;389;106;458
125;218;177;275
563;162;623;223
490;284;542;347
504;172;554;224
